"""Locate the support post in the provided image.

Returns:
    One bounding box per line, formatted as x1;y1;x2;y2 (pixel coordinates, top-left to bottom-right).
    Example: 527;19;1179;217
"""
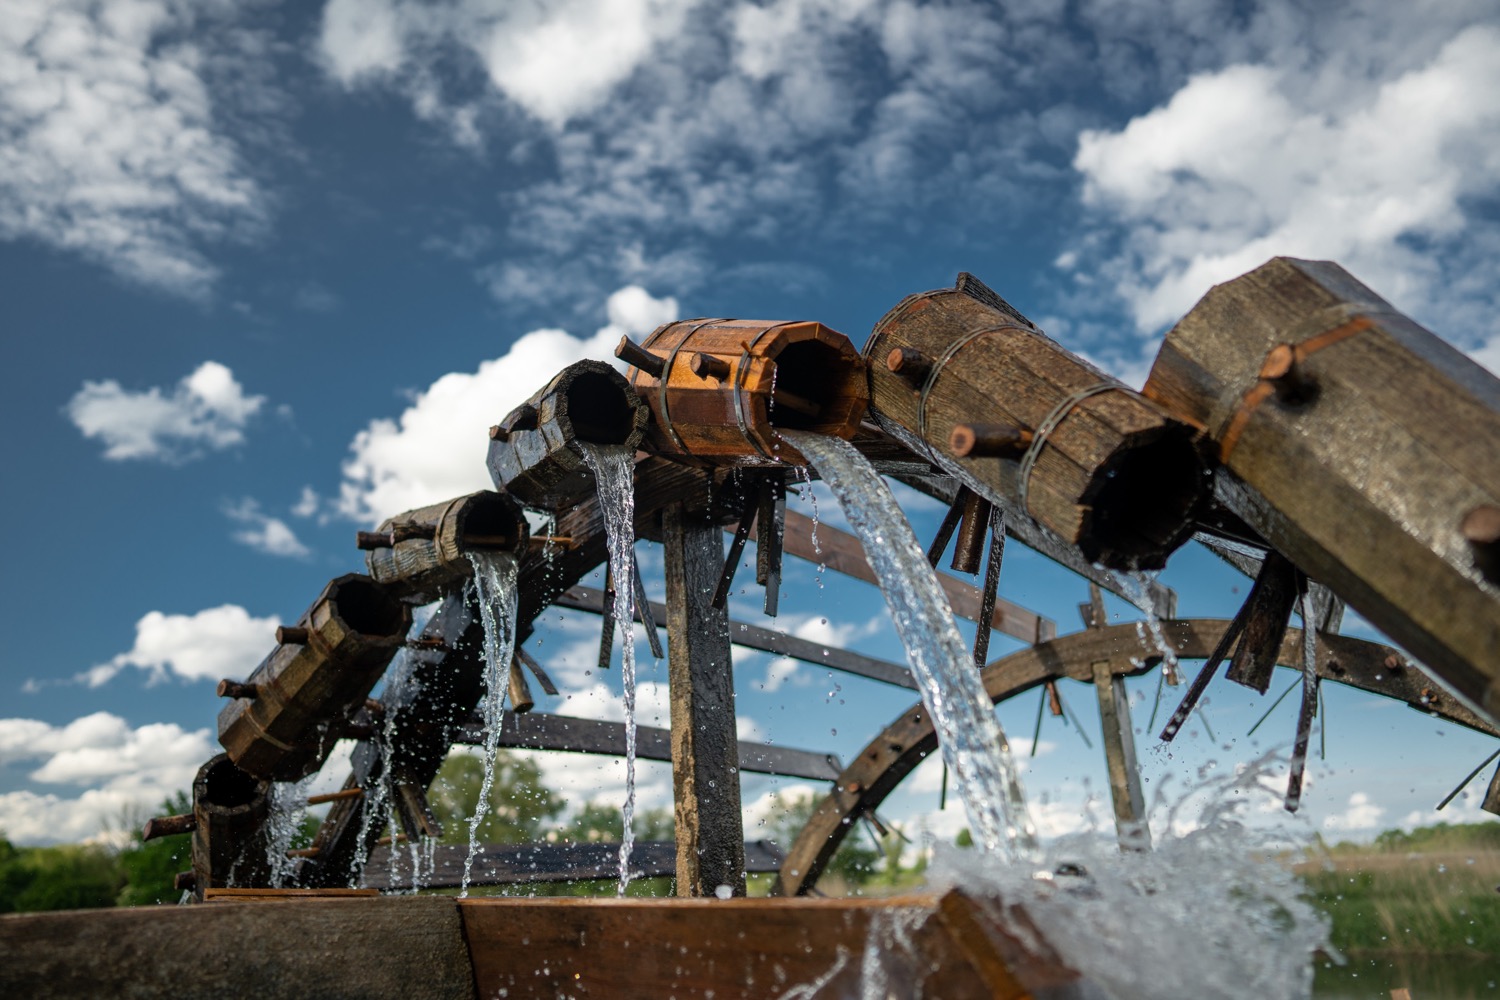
663;502;745;897
1092;661;1150;850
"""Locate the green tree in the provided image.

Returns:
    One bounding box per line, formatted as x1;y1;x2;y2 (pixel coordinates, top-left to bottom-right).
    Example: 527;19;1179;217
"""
0;840;121;912
428;750;565;845
116;792;193;906
757;789;882;893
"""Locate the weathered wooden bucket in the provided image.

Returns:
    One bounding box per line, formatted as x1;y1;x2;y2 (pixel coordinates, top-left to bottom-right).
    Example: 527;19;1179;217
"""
617;318;868;467
359;490;529;604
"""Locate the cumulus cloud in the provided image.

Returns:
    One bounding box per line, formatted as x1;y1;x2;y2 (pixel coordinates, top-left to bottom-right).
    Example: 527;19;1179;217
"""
0;0;271;294
224;497;310;558
336;285;677;523
1070;24;1500;341
66;361;266;462
81;604;279;687
0;712;213;844
1321;791;1386;833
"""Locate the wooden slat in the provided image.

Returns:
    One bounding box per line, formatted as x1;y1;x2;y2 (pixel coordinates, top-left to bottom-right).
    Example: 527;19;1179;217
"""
768;509;1055;643
557;585;916;690
362;840;785;891
452;710;840;781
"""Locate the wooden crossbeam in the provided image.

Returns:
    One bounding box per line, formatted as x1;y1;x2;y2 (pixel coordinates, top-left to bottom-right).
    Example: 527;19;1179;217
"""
556;585;916;690
452;710;841;781
361;840;785;891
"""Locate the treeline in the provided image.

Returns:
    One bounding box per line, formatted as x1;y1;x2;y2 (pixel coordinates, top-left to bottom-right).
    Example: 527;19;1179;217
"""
0;750;920;911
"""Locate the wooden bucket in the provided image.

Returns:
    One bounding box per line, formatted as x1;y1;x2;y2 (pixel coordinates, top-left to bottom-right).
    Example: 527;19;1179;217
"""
621;318;868;466
217;574;410;782
360;490;529;604
487;360;650;511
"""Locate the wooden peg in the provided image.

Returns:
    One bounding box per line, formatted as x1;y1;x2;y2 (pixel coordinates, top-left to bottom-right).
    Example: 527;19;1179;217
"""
356;530;394;550
142;813;196;841
950;491;992;575
508;659;535;714
216;678;257;700
689;352;732;380
276;625;310;645
615;336;666;378
885;347;934;387
949;422;1034;459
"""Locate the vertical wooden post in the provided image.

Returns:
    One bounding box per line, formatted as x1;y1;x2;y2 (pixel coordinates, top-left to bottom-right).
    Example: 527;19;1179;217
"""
1092;662;1150;850
663;501;745;897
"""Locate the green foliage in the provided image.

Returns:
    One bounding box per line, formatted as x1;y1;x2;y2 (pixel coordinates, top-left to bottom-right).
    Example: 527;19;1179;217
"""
0;837;122;913
753;789;885;894
115;791;192;906
428;750;565;845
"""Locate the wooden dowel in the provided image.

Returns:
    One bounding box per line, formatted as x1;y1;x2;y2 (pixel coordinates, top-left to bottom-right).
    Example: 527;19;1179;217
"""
529;535;576;549
973;505;1005;666
885;346;933;387
951;491;991;575
286;846;321;858
276;625;309;645
756;477;786;617
306;788;364;807
516;647;560;697
216;678;257;700
770;387;820;418
926;486;970;568
598;568;616;671
615;336;666;378
713;502;757;610
689;352;732;380
488;424;508;442
633;551;664;659
173;871;196;892
508;659;535;714
949;422;1034;459
1045;681;1063;717
356;530;394;550
461;533;519;548
142;813;196;841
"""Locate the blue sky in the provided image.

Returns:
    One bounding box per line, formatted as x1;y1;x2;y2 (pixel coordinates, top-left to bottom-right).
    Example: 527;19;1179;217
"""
2;0;1498;851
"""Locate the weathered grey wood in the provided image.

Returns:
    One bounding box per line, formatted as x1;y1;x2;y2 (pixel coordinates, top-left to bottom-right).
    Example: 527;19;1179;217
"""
1093;661;1149;850
663;502;746;897
865;272;1206;569
364;490;528;604
0;897;474;1000
1225;551;1299;693
556;584;916;689
451;710;840;781
217;574;410;782
1145;257;1500;723
894;470;1178;620
190;754;270;900
362;840;786;890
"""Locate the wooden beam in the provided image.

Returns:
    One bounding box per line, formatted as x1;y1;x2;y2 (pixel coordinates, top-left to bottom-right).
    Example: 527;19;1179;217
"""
765;509;1056;643
451;710;840;781
663;502;745;898
1093;661;1149;850
362;840;786;891
555;585;916;690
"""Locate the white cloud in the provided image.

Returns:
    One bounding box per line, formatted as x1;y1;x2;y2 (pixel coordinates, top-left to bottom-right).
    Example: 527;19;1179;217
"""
336;285;676;523
0;712;213;844
66;361;266;462
1320;791;1385;833
1071;24;1500;339
224;497;310;558
82;604;279;687
291;486;322;518
0;0;269;294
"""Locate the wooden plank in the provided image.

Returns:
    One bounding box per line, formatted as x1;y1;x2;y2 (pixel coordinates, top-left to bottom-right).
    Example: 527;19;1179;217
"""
456;893;1048;1000
768;508;1056;643
451;710;841;781
1093;660;1149;850
1145;257;1500;722
362;840;785;891
556;584;916;690
663;502;745;897
0;897;475;1000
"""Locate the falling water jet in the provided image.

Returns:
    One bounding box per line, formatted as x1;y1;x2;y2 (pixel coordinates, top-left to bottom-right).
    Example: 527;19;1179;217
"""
779;430;1036;858
462;550;519;897
579;442;641;894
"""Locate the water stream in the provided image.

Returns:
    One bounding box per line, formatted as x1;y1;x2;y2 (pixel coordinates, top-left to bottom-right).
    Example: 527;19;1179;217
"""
779;430;1037;858
462;550;520;897
579;443;641;894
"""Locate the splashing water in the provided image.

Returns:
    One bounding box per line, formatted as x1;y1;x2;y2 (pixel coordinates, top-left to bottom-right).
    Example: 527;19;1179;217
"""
580;443;641;894
1129;571;1179;682
265;774;314;887
780;431;1036;857
462;550;519;897
921;757;1335;1000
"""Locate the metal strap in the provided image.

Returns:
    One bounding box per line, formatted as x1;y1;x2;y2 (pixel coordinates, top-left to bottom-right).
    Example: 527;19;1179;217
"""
1016;382;1120;514
914;326;1010;464
735;321;800;463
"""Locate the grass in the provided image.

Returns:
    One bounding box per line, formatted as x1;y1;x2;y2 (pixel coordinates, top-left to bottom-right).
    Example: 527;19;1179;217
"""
1297;823;1500;956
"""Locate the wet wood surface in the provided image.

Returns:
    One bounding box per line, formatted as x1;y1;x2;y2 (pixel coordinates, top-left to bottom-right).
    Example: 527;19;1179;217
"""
1145;257;1500;722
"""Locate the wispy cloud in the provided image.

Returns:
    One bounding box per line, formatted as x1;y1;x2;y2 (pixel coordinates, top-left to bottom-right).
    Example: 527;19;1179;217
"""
66;361;267;463
224;497;311;558
0;0;274;295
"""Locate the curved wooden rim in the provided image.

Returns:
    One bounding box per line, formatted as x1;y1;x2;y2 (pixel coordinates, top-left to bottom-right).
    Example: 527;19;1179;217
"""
771;619;1497;896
